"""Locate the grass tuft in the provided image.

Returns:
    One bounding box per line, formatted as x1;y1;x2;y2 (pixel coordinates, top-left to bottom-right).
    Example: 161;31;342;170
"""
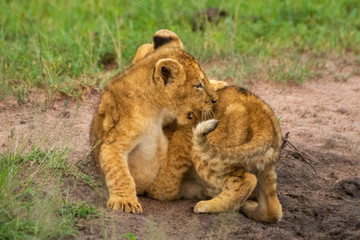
0;147;99;239
267;56;311;84
58;200;100;226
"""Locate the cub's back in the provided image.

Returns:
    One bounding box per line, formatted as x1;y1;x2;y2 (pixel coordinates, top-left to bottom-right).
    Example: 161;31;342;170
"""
208;86;282;150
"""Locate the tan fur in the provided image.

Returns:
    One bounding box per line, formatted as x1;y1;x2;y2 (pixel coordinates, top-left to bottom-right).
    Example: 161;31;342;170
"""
209;79;229;91
192;87;283;222
145;114;196;201
132;29;184;65
90;30;217;213
132;43;153;65
149;86;283;223
128;31;282;222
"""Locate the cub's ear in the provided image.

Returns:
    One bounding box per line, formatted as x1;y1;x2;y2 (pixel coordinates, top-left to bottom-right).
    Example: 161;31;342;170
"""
132;43;154;65
132;30;184;65
209;79;228;91
153;58;185;86
153;29;184;50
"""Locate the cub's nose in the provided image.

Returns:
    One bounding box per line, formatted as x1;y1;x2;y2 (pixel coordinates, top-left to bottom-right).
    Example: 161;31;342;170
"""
210;94;218;104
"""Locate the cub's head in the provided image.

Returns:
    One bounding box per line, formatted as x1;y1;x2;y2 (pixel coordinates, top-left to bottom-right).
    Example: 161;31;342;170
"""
151;51;217;125
135;29;218;125
174;56;217;125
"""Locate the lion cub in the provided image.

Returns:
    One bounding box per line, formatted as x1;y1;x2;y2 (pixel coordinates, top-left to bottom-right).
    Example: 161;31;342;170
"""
191;86;283;222
149;85;283;223
90;30;217;213
129;31;282;222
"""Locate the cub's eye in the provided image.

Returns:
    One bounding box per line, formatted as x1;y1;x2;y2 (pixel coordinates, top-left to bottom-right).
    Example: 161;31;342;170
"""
194;83;203;89
187;112;193;120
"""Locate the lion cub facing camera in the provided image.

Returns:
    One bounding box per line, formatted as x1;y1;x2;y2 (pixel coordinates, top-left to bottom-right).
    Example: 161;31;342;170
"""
90;30;217;214
150;85;283;223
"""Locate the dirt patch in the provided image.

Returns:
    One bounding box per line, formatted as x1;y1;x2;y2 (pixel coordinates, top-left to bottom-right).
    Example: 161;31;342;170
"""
1;73;359;239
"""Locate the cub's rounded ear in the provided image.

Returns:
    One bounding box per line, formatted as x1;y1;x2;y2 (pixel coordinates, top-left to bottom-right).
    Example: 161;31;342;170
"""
153;58;185;86
132;43;154;65
153;29;184;50
209;79;228;91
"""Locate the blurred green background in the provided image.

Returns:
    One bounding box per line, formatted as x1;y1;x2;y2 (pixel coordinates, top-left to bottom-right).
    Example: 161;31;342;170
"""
1;0;359;101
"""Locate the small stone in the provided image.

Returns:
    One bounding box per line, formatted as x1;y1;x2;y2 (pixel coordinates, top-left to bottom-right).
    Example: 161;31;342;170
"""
338;178;360;198
355;222;360;229
337;108;347;114
62;111;70;118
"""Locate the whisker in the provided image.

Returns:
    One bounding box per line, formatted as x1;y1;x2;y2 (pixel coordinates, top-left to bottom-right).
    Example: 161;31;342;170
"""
209;109;214;119
201;109;214;121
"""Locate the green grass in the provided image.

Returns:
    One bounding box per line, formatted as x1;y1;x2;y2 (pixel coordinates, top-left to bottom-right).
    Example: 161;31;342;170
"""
267;56;311;84
1;0;360;100
0;147;99;239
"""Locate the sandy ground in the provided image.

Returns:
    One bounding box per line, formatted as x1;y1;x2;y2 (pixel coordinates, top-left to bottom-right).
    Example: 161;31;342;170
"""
1;67;359;239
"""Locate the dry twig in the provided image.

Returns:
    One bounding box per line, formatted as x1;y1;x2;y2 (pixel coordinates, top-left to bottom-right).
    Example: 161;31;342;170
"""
281;132;317;173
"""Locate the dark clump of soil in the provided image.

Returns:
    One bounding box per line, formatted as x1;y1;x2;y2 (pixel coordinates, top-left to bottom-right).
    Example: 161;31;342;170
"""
191;8;229;32
1;72;359;239
336;178;360;198
98;51;119;71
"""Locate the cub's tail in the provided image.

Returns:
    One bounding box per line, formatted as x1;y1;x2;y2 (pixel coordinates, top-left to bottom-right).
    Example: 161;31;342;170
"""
192;119;219;142
193;119;276;170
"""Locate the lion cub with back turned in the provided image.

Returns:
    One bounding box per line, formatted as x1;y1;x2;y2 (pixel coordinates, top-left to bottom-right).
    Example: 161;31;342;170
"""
190;86;283;223
149;86;283;223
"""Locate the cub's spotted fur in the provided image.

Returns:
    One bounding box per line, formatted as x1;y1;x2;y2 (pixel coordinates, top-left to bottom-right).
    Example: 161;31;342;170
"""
150;86;283;223
129;30;282;222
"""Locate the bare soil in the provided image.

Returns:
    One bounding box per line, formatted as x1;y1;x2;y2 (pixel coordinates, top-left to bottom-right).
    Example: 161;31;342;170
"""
1;66;359;239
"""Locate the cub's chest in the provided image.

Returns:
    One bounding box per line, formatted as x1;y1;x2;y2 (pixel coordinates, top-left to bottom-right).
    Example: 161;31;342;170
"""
127;113;169;193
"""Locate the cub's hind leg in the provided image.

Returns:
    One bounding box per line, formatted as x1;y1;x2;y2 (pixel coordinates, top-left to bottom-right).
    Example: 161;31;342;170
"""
147;126;194;201
241;164;282;222
194;170;257;213
147;150;193;201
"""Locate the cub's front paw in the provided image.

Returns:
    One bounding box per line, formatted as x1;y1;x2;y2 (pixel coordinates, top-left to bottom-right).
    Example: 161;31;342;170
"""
107;194;143;214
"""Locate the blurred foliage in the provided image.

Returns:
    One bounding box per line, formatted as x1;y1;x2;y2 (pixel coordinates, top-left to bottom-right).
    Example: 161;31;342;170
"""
0;0;359;97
